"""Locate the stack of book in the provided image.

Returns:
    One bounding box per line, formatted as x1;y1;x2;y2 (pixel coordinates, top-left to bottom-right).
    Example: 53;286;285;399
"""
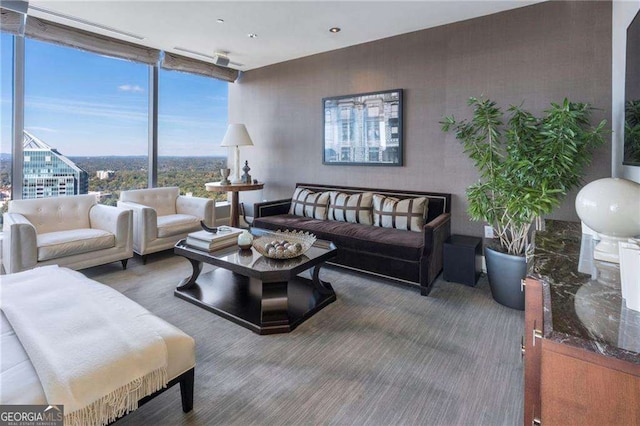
186;227;244;252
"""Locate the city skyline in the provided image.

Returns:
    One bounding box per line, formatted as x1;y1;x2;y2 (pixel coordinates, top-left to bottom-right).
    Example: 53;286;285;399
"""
0;33;229;157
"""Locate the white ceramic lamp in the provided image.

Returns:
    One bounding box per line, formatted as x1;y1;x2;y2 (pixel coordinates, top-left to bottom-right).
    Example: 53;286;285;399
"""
575;178;640;263
220;124;254;184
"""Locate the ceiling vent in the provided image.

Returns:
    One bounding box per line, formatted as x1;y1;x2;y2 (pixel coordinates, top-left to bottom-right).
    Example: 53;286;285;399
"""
212;54;230;67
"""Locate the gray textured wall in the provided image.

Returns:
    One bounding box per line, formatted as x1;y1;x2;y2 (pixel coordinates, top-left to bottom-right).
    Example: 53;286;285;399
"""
229;1;612;237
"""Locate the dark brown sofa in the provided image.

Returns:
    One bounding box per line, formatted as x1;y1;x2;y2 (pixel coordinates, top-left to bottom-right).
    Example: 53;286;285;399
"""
252;183;451;296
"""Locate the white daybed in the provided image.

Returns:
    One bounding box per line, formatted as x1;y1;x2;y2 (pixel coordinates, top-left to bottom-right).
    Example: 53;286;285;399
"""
0;266;195;425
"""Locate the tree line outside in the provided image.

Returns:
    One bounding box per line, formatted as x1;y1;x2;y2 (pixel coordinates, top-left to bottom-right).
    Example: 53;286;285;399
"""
0;156;228;221
75;156;229;206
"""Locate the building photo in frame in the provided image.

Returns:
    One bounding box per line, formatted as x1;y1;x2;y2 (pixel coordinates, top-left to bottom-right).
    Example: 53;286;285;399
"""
323;89;403;166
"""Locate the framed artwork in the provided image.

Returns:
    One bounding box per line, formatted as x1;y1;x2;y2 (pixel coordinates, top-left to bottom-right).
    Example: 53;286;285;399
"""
624;10;640;166
322;89;403;166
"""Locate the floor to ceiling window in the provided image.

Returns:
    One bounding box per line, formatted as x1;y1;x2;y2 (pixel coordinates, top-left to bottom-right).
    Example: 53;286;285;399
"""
158;69;228;202
1;17;232;211
23;38;148;205
0;33;13;221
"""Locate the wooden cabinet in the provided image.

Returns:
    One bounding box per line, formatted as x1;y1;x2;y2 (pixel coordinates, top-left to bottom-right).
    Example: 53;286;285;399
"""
523;277;640;426
523;278;543;425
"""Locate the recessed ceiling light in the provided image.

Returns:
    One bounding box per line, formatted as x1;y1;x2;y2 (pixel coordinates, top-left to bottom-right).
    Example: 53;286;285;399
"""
217;19;224;23
248;33;258;38
329;27;341;33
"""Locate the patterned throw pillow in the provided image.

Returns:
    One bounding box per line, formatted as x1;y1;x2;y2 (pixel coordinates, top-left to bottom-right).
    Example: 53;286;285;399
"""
373;194;428;232
328;191;374;225
289;188;330;220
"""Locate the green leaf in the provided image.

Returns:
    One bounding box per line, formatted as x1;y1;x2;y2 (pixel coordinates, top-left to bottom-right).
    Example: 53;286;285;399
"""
441;96;606;255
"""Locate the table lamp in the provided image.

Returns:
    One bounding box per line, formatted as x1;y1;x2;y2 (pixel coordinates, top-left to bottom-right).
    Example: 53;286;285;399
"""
575;178;640;263
220;124;254;183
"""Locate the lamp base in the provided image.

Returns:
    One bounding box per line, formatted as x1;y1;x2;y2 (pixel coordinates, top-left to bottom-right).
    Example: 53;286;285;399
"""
593;234;626;264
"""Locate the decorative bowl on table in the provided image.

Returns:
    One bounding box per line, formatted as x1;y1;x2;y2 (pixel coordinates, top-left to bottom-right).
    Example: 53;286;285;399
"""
252;230;316;259
253;255;311;270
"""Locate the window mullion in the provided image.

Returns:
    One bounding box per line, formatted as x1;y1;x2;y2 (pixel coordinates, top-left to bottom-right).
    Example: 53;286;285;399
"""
12;34;24;200
148;64;158;188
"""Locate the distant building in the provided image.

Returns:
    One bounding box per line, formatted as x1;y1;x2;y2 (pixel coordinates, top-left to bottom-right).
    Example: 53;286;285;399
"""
22;131;89;199
88;191;112;200
96;170;115;180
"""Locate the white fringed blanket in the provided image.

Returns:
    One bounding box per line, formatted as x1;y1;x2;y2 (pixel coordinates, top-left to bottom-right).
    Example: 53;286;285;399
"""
1;266;168;426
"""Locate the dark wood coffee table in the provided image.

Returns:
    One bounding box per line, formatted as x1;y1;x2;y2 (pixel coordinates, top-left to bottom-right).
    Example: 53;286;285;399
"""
174;230;337;335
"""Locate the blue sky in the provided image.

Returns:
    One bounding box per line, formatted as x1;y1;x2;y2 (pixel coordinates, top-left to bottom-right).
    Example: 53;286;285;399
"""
1;33;228;156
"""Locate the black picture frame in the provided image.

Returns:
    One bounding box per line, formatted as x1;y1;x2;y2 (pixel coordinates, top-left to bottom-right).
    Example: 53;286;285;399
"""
322;89;403;166
624;10;640;166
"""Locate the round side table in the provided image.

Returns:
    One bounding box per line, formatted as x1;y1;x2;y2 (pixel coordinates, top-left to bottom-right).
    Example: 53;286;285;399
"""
205;182;264;228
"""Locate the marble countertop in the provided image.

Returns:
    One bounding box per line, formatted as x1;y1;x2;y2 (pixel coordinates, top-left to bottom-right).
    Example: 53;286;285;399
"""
528;220;640;364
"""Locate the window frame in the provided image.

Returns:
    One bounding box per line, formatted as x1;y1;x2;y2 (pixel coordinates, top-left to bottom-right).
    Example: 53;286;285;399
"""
3;32;228;201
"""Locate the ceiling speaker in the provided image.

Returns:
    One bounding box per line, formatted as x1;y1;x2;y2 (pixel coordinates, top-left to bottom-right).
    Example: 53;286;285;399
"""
212;55;230;67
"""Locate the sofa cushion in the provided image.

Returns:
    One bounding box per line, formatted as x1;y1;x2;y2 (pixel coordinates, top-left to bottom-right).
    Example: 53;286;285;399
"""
253;214;424;261
328;191;374;225
373;194;428;232
37;229;115;261
289;188;330;220
157;214;200;238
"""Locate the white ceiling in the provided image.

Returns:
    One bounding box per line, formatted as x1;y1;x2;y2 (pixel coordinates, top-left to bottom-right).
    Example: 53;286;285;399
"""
27;1;544;71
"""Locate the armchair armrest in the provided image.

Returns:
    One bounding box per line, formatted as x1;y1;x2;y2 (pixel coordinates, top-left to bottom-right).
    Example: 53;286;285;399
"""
117;201;157;252
176;195;215;226
422;212;451;286
423;212;451;253
2;213;37;273
90;204;132;250
254;199;292;218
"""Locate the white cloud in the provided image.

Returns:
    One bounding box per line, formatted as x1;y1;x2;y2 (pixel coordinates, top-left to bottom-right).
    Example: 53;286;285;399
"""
26;95;148;122
25;95;227;132
26;126;58;133
118;84;144;93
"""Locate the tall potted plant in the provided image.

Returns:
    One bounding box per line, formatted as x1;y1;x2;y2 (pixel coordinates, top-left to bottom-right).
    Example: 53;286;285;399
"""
441;97;606;309
625;99;640;164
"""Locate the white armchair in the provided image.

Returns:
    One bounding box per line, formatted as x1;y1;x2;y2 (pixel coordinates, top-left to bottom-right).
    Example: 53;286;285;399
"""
117;187;214;261
2;194;133;274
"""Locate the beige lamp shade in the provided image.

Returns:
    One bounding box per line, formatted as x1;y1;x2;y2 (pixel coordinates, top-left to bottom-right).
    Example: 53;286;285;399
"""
221;124;254;183
220;124;254;147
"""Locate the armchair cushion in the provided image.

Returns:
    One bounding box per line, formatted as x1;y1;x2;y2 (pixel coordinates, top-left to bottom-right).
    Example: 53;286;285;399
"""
37;229;115;261
119;187;179;217
118;187;215;256
89;204;131;249
157;214;200;238
3;195;132;274
176;196;214;227
8;194;95;234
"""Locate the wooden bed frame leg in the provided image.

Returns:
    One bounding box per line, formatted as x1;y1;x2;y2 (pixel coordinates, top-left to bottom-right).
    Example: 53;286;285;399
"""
180;368;194;412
